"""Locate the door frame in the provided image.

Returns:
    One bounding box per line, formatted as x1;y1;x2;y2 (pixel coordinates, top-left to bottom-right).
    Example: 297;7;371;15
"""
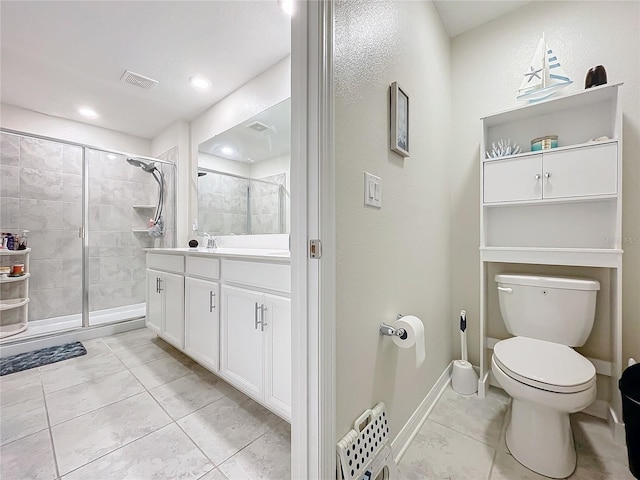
290;1;336;478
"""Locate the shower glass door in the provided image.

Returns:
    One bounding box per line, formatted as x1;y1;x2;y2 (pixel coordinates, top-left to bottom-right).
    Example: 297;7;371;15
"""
86;148;175;326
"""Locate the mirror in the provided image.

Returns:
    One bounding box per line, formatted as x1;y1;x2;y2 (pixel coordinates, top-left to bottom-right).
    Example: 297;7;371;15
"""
197;98;290;236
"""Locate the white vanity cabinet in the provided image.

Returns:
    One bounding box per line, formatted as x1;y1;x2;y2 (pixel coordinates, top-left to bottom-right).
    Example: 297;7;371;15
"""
146;250;291;421
220;259;291;420
146;268;185;349
184;256;221;373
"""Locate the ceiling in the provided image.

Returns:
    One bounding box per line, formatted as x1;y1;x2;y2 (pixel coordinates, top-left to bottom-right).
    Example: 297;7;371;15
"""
0;1;529;141
0;1;291;139
433;1;532;38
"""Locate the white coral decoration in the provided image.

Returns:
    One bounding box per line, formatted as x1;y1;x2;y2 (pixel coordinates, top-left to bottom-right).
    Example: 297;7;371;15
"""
486;139;521;159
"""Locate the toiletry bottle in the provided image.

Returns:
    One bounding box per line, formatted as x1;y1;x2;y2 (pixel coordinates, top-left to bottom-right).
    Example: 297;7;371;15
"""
6;233;14;251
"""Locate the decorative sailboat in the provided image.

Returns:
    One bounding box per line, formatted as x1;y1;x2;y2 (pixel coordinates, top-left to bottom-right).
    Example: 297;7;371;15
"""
517;33;573;102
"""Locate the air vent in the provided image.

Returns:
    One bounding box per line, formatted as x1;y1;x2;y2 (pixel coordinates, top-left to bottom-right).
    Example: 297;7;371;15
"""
246;121;271;132
120;70;158;90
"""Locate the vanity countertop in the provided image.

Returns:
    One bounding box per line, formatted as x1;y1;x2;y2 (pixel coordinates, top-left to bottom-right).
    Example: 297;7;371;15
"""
145;247;290;262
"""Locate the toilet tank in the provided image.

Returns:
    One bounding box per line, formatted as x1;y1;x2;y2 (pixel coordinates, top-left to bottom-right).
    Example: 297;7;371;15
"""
495;274;600;347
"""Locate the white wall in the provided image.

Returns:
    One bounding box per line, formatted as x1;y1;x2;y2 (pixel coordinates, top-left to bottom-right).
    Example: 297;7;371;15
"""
198;152;252;177
0;103;150;154
189;56;291;235
250;153;290;190
334;0;452;440
449;1;640;370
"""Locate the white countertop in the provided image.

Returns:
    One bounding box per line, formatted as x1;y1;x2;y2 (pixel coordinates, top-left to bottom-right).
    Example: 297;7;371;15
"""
145;247;290;262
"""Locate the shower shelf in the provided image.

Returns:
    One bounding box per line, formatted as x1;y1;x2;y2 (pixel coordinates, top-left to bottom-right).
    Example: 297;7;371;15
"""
0;298;29;311
0;248;31;256
132;229;150;234
0;273;31;284
132;205;155;209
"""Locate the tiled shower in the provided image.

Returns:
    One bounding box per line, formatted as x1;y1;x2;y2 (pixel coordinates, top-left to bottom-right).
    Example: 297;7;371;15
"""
0;131;175;339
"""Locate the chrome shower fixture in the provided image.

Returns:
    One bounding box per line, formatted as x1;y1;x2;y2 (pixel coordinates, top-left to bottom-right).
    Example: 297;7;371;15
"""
126;157;165;230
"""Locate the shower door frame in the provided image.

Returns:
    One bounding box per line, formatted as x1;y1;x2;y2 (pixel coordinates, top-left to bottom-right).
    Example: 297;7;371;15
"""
0;127;177;339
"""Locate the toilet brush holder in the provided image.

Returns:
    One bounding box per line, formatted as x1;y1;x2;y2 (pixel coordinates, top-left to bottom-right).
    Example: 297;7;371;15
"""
452;360;478;395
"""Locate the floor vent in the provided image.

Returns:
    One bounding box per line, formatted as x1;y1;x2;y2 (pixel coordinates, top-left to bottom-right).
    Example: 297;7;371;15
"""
120;70;158;90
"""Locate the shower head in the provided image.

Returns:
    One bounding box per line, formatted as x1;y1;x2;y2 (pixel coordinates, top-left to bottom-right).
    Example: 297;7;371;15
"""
126;157;147;168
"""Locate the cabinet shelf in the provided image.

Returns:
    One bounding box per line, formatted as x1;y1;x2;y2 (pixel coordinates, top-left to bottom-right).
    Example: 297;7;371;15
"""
480;247;622;267
0;298;30;311
0;272;31;284
482;139;618;163
0;248;31;256
483;193;617;207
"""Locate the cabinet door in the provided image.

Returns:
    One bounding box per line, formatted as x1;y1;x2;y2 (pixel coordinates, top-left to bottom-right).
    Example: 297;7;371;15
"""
542;143;617;199
146;269;163;334
160;272;185;350
483;155;542;203
185;277;220;372
220;285;264;397
264;294;291;420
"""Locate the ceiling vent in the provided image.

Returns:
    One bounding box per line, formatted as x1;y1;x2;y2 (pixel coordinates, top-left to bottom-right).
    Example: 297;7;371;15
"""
120;70;158;90
246;121;271;133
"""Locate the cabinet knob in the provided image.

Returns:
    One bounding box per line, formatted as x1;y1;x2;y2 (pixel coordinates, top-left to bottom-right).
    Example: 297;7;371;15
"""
535;174;541;180
544;172;551;178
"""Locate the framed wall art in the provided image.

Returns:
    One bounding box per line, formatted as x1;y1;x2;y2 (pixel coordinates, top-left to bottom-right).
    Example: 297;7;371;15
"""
390;81;409;157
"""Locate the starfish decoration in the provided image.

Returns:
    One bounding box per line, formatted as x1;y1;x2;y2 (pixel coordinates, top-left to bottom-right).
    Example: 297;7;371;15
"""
524;65;543;83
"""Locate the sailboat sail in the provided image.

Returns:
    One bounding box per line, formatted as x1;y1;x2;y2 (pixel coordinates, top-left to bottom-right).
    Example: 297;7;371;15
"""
517;35;572;102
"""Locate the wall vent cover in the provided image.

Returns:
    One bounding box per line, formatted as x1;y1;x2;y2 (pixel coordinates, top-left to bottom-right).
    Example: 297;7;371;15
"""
246;121;271;132
120;70;158;90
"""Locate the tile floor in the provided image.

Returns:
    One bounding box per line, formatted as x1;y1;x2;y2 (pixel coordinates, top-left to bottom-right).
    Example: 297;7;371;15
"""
0;328;291;480
398;385;635;480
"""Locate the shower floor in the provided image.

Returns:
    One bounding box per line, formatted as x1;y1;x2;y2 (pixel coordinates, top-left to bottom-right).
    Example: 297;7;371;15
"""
0;303;146;343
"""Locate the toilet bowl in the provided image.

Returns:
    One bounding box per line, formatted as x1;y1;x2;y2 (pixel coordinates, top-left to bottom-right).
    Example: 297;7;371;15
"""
491;274;600;479
491;338;596;478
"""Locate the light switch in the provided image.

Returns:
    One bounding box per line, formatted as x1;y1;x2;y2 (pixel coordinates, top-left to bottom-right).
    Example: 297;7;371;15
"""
364;172;382;208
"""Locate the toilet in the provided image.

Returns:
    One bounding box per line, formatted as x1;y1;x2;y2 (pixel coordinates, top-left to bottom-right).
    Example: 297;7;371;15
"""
491;274;599;479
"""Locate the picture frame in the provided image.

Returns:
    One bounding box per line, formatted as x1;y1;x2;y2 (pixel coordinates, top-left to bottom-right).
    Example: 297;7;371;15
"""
390;81;409;157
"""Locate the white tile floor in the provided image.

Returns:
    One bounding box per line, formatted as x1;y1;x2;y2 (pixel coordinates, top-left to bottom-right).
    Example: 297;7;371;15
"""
0;328;291;480
398;385;635;480
2;330;634;480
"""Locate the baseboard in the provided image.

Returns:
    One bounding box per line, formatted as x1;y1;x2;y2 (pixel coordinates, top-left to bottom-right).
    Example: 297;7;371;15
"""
0;319;146;357
607;404;627;445
391;361;452;464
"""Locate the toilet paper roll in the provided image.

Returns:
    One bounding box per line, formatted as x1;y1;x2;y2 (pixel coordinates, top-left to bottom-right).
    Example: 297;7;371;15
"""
392;315;426;366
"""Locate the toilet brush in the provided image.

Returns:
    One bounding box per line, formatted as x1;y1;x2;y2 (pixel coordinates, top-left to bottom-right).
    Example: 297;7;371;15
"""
452;310;479;395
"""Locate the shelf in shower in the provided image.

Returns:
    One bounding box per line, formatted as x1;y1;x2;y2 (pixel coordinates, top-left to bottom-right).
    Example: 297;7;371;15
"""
132;205;156;209
0;272;31;284
132;229;150;234
0;248;31;256
0;298;30;311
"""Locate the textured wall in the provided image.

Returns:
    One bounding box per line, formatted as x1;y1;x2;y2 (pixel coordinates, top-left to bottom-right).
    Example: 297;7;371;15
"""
335;0;452;440
450;1;640;370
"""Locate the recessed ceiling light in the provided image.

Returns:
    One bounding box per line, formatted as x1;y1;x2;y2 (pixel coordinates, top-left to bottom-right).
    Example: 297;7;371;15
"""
221;146;233;155
190;76;211;89
78;107;98;118
278;0;294;16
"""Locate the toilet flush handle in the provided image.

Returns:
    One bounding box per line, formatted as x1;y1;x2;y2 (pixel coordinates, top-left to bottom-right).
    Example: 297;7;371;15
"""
497;286;513;293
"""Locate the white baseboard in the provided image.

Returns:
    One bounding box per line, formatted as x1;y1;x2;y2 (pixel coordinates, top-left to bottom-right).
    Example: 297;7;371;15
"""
0;319;146;357
391;361;452;464
607;404;627;445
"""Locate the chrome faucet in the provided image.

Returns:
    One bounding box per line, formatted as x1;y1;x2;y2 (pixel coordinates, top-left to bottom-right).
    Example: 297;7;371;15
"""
203;233;217;249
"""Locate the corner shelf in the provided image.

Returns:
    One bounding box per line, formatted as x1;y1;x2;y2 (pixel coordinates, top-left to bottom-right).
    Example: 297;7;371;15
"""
0;272;31;284
132;205;156;210
0;247;30;339
0;248;31;256
0;323;28;339
0;297;29;311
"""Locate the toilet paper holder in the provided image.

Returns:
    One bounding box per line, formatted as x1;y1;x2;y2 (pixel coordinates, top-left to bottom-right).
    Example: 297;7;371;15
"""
380;315;408;340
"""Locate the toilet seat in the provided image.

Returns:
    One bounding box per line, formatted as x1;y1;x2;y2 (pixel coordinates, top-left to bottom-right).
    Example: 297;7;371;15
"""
494;337;596;393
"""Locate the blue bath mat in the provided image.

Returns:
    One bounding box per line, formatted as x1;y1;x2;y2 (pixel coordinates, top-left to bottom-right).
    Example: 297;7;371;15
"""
0;341;87;376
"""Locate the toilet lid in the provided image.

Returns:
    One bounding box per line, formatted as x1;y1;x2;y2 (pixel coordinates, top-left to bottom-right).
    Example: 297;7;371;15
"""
493;337;596;393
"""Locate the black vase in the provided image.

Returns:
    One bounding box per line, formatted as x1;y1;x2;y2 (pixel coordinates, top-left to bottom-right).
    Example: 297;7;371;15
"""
585;65;607;89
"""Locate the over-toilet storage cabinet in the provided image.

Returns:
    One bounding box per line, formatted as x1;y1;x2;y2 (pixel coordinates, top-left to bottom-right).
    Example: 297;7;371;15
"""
478;83;624;439
146;251;291;421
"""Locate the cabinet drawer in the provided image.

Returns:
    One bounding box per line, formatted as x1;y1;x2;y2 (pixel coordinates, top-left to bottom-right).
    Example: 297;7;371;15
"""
542;143;617;199
222;260;290;293
147;253;184;274
186;256;220;280
483;154;542;203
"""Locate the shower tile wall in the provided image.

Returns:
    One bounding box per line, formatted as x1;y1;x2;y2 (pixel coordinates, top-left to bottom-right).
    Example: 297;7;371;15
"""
250;173;285;235
198;173;249;235
0;133;175;323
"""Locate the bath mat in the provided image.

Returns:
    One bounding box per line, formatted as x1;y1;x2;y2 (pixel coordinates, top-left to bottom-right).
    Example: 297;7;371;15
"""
0;341;87;376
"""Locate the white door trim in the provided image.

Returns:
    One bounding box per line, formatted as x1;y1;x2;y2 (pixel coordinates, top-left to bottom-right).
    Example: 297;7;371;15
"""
291;1;336;478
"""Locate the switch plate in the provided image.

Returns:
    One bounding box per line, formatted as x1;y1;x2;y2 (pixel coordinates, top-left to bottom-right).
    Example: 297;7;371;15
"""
364;172;382;208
